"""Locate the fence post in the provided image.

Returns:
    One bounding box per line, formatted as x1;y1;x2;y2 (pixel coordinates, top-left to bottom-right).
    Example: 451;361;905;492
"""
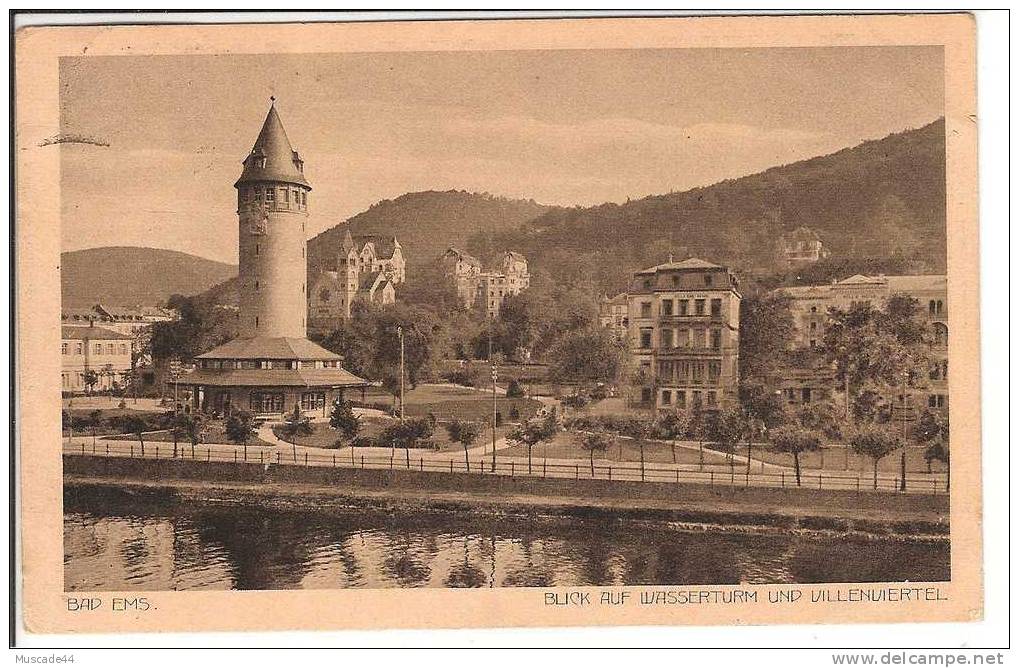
332;453;336;467
450;459;454;473
818;473;822;490
575;464;579;480
155;445;159;458
710;471;714;485
131;445;134;457
856;476;860;492
234;450;237;463
304;452;308;466
81;444;85;455
511;462;514;477
420;458;423;472
260;451;264;464
277;451;281;464
207;449;211;461
543;460;547;477
781;472;785;488
361;454;364;469
745;471;749;487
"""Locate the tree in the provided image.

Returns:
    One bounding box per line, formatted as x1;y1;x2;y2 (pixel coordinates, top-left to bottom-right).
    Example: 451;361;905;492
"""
225;410;256;459
578;431;612;476
87;409;102;446
738;294;796;380
279;405;313;462
850;423;899;490
620;418;656;481
445;419;483;472
707;406;750;471
508;415;558;474
82;370;99;397
768;424;821;486
505;379;525;398
546;326;627;385
61;409;73;444
183;411;208;459
796;400;846;442
330;399;362;441
657;410;691;464
166;411;186;458
123;415;148;457
923;439;950;490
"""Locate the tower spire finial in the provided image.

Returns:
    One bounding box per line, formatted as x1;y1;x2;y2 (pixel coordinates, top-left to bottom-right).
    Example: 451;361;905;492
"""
270;95;276;105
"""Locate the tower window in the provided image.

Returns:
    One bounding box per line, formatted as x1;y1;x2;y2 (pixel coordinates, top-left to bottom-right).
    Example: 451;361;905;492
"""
283;189;290;203
255;317;259;328
302;192;307;205
255;281;259;291
265;188;275;203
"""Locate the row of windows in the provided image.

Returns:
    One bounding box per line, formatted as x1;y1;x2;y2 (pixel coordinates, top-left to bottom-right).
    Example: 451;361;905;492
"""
247;391;326;413
640;297;723;319
199;359;340;370
641;273;716;290
241;186;308;207
658;360;723;385
655;389;717;409
61;342;129;356
639;327;722;350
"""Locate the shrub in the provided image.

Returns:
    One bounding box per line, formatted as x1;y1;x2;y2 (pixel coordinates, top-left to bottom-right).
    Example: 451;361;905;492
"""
509;406;521;421
351;435;379;449
589;384;609;401
505;379;525;398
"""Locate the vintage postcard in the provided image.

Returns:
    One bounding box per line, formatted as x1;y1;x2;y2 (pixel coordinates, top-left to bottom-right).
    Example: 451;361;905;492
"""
15;13;980;634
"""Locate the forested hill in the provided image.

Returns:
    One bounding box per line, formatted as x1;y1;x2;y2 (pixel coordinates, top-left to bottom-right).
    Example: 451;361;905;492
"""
307;190;552;272
61;247;237;307
466;119;946;293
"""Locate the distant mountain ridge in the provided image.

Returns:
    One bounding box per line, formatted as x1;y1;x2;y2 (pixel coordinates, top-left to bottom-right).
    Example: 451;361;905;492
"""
61;247;236;307
466;119;947;292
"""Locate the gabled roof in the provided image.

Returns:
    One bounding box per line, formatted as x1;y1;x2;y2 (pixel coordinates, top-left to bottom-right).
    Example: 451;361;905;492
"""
235;103;311;189
356;234;399;259
62;325;134;341
358;270;384;292
444;247;481;266
836;274;887;286
638;257;722;273
196;337;342;361
777;285;833;298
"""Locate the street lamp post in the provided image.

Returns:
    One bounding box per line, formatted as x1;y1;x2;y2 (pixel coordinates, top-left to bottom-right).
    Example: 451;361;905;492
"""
491;362;498;473
899;374;908;491
398;326;405;423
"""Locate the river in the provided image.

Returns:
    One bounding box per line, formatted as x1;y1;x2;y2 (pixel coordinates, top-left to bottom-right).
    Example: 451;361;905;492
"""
63;487;949;590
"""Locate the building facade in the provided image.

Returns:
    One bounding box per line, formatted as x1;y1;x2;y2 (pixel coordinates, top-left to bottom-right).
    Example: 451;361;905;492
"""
308;230;401;329
627;258;742;413
443;248;530;317
598;293;629;341
61;324;134;394
178;102;369;418
775;273;948;411
779;226;829;265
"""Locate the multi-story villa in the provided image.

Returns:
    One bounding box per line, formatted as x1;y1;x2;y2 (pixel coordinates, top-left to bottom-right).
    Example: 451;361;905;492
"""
308;229;402;328
775;273;948;411
779;226;829;265
627;257;742;413
443;248;530;318
61;323;134;394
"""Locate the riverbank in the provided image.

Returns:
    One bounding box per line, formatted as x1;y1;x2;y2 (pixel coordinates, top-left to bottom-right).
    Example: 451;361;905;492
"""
64;454;949;541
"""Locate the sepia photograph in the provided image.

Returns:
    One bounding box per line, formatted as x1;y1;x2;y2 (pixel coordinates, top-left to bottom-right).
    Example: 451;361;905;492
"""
14;12;988;637
58;44;952;591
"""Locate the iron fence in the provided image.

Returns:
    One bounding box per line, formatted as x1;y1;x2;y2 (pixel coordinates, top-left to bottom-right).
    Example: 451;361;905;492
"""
63;440;948;495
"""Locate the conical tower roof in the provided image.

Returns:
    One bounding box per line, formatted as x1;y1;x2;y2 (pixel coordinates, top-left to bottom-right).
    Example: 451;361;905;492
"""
235;101;311;189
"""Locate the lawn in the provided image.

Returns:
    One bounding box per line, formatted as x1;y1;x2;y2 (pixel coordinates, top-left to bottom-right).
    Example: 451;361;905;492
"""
272;416;513;454
359;383;543;424
101;421;277;449
65;408;170;436
730;443;948;475
499;431;733;467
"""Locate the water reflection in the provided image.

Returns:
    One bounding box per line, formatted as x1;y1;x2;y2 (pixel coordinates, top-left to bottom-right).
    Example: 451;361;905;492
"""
63;487;949;591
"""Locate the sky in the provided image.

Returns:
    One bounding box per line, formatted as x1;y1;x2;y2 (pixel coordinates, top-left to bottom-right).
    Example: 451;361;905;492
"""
59;47;943;264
